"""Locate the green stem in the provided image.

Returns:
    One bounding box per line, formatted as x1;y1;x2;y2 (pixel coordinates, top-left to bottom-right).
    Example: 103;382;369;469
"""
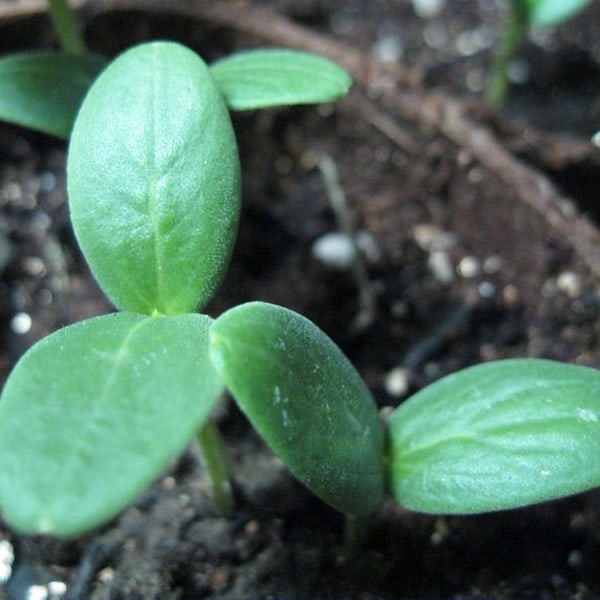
485;0;529;107
344;513;371;546
196;419;234;518
47;0;86;54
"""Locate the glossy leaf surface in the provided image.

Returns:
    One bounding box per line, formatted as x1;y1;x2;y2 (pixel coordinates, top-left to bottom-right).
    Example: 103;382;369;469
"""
0;312;223;536
68;42;240;315
526;0;594;25
210;302;385;515
211;49;351;110
0;52;105;138
389;359;600;514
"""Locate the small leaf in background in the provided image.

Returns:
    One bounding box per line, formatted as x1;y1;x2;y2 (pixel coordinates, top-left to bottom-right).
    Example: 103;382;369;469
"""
68;41;240;315
389;359;600;514
0;312;223;536
211;49;351;111
526;0;595;26
210;302;385;516
0;52;105;138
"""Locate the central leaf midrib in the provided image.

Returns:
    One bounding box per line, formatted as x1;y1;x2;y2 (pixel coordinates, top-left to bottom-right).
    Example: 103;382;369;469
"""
148;49;165;313
57;317;148;520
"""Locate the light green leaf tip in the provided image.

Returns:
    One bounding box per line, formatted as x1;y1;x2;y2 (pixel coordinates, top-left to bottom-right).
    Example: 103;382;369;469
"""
389;359;600;514
526;0;594;26
0;312;223;536
211;48;352;111
0;51;106;138
209;301;385;516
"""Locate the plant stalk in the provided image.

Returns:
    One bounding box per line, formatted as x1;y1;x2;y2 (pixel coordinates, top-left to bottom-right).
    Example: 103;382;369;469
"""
344;513;371;546
485;0;529;107
317;154;377;331
196;418;234;518
47;0;86;54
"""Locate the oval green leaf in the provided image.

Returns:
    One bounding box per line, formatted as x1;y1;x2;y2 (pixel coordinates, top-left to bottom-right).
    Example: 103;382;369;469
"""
0;51;105;138
0;312;223;536
211;49;351;111
210;302;385;516
526;0;594;26
68;41;240;315
389;359;600;514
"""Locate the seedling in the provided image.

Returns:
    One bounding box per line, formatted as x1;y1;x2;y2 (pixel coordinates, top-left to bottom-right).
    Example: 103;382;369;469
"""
0;40;599;543
485;0;596;106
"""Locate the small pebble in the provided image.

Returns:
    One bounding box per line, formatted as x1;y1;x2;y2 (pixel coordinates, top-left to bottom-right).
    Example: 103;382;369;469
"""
428;250;454;283
413;223;456;251
385;367;410;398
312;231;378;270
0;539;14;584
26;586;48;600
11;312;32;334
372;32;403;62
457;255;480;278
23;256;46;277
556;271;582;298
47;581;67;597
411;0;445;19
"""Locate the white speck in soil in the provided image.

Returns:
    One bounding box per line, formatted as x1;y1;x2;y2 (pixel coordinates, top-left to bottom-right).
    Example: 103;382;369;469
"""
411;0;445;20
0;539;14;584
457;255;481;278
428;250;454;283
47;581;67;597
385;367;410;398
11;312;32;334
556;271;583;298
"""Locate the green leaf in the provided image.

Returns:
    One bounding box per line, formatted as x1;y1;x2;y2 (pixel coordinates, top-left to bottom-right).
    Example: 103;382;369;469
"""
389;359;600;514
0;51;105;138
0;312;223;536
67;41;240;315
526;0;594;26
210;302;385;516
211;49;351;111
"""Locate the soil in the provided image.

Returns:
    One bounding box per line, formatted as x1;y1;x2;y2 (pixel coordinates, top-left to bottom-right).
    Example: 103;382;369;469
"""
1;1;600;598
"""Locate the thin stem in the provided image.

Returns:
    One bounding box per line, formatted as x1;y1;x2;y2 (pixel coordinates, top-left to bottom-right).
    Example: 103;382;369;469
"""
344;513;371;546
485;0;529;107
47;0;86;54
317;153;377;331
196;418;234;518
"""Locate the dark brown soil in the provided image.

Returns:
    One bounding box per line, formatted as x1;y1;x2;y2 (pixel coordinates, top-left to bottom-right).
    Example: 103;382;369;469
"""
1;1;600;598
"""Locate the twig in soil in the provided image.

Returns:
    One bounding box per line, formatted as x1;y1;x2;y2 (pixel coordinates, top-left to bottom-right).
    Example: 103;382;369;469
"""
66;528;128;599
315;153;378;332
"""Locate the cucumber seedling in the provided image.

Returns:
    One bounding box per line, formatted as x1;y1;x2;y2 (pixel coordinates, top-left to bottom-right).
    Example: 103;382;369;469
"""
0;40;599;543
486;0;596;105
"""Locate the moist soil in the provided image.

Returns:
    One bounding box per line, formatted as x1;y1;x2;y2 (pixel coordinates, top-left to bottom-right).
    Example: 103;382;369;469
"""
1;1;600;598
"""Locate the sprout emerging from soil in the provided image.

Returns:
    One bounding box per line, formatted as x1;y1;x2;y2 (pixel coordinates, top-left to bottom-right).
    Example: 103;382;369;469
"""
0;8;599;545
